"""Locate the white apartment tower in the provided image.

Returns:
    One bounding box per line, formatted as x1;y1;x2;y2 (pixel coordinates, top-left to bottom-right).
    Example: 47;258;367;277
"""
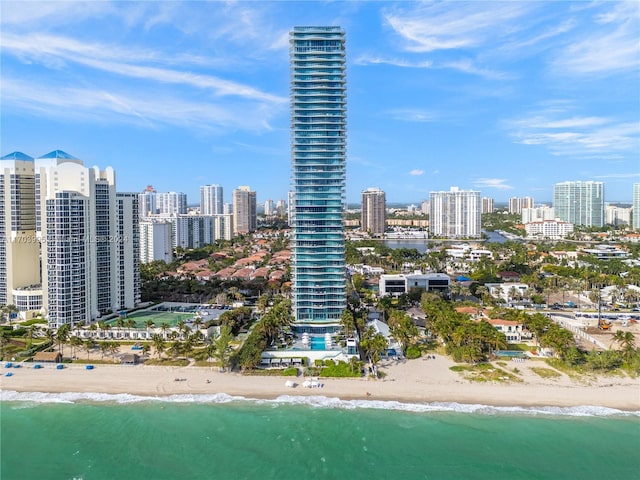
430;187;481;238
200;184;223;215
0;153;41;314
553;181;604;227
508;196;534;214
156;192;187;215
139;220;173;264
1;150;141;327
633;183;640;230
481;197;494;214
232;186;257;234
361;187;386;235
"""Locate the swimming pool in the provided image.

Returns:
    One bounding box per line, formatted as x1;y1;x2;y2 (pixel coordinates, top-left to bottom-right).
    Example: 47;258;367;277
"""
310;336;326;350
494;350;527;358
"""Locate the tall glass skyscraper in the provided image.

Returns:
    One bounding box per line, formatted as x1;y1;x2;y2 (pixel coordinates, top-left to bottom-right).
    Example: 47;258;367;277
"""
553;181;604;227
290;26;347;330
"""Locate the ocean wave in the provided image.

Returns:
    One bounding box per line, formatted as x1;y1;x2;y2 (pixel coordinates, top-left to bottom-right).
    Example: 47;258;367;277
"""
1;390;637;417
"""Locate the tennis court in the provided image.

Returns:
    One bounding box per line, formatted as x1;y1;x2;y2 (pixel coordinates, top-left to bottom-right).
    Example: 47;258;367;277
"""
107;310;195;329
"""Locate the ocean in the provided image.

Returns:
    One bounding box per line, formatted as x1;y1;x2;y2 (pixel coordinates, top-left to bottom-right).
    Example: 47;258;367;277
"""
1;392;638;480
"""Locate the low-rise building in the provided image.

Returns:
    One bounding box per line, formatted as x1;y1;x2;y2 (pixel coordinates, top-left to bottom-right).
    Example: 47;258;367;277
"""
379;272;450;297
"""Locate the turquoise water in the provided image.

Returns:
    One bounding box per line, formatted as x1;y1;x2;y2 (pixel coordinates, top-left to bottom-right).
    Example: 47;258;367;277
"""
1;392;639;480
310;336;326;350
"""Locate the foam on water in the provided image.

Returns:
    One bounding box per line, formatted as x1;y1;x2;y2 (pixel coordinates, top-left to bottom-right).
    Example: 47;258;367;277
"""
2;389;637;417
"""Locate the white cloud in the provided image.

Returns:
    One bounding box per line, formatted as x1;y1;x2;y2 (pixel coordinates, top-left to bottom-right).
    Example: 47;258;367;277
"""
386;109;436;123
384;2;533;53
1;77;279;133
507;109;640;156
473;178;514;190
551;3;640;75
1;33;284;103
593;173;640;179
409;169;425;176
354;54;433;68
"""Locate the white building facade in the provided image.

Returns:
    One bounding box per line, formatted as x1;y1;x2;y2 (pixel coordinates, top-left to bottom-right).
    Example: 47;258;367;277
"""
553;181;604;227
430;187;481;238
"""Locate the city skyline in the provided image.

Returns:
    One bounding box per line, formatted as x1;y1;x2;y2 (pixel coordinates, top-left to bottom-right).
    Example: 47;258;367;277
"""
1;1;638;203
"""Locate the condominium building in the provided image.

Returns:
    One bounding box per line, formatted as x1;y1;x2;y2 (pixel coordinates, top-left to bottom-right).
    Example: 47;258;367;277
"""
33;150;139;327
156;192;187;215
508;196;534;214
429;187;481;238
361;187;386;235
525;220;574;239
290;26;347;328
553;181;604;227
264;199;275;216
200;184;223;215
138;186;157;218
522;206;555;224
605;205;631;227
633;183;640;230
0;152;41;311
139;220;173;264
174;214;233;249
481;197;494;214
232;186;257;234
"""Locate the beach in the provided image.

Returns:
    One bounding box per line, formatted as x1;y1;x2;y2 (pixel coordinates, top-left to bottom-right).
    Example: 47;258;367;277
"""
2;356;639;410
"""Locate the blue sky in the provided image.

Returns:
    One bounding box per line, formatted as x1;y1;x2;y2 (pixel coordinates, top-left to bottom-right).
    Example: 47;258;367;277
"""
1;1;639;205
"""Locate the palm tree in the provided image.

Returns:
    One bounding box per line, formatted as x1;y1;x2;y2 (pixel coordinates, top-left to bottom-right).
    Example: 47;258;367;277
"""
83;338;96;361
160;323;170;339
145;320;155;338
56;324;71;357
70;336;83;359
211;325;233;372
613;330;636;362
152;334;165;359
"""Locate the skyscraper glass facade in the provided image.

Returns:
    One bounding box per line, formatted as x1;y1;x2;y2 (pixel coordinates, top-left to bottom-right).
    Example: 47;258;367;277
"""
290;26;347;326
553;181;604;227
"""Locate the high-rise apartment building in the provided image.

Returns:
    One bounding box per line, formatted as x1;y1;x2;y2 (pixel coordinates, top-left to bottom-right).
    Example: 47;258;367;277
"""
232;186;257;234
481;197;494;214
0;152;41;310
522;206;555;224
200;184;223;215
1;150;139;326
156;192;187;215
139;220;173;264
633;183;640;230
429;187;481;238
361;187;386;235
290;26;347;328
264;199;275;216
138;186;157;218
553;181;604;227
508;196;534;214
605;205;631;227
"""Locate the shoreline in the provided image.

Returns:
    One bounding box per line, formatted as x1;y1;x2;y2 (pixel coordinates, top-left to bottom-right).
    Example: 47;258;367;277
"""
2;357;639;412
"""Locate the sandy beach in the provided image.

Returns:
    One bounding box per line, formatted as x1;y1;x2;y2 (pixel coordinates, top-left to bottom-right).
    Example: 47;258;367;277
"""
2;356;639;410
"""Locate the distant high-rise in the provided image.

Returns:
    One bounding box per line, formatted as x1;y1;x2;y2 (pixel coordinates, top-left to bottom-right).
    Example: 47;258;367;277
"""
156;192;187;215
508;196;534;214
140;220;173;264
264;199;275;216
429;187;481;238
553;181;604;227
361;188;386;235
481;197;494;214
290;26;347;327
200;184;223;215
633;183;640;230
232;186;257;234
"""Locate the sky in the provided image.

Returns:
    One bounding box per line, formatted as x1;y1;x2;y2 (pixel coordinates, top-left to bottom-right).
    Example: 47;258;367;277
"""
1;1;639;205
